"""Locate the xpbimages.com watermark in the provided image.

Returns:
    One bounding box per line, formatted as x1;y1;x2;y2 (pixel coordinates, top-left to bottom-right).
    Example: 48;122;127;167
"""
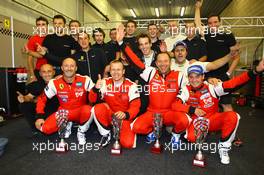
32;25;97;37
32;140;100;154
163;141;229;154
32;25;232;38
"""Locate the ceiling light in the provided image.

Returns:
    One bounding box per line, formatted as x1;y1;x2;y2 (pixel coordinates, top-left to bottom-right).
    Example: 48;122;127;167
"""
155;8;160;17
129;9;137;18
180;7;185;17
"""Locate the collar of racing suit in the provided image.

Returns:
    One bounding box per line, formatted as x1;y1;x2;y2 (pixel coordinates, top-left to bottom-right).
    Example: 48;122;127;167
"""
190;82;205;92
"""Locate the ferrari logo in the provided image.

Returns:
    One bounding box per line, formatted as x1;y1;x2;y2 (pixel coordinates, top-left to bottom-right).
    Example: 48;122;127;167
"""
59;84;64;89
4;19;10;29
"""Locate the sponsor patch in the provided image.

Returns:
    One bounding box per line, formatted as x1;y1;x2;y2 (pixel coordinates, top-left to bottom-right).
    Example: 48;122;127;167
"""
200;92;210;100
76;82;83;87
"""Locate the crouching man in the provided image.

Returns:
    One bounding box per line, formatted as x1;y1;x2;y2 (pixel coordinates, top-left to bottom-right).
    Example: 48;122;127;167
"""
172;59;264;164
35;58;96;135
79;60;141;148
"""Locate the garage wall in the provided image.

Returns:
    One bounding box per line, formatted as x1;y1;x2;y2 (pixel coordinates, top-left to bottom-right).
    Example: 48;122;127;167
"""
221;0;264;66
84;0;123;41
0;15;32;68
0;0;123;67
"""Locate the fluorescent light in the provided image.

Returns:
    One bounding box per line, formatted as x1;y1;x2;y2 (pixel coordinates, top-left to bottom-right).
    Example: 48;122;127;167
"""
129;9;137;18
180;7;185;17
155;8;160;17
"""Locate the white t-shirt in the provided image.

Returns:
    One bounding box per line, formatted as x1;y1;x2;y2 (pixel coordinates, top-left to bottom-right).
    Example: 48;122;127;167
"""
171;59;210;79
143;51;155;67
164;34;186;52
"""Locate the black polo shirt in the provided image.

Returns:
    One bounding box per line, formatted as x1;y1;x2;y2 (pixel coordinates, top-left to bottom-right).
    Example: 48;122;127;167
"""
205;32;236;79
27;80;59;113
106;40;120;62
42;34;81;67
92;43;112;64
151;39;161;53
71;48;108;82
183;35;207;61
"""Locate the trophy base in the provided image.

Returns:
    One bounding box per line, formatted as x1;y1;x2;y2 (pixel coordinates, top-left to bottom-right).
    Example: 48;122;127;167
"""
56;142;68;153
151;145;163;154
193;158;206;168
111;148;122;155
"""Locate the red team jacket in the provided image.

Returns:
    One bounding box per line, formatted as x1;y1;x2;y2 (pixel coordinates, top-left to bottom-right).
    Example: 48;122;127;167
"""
36;74;95;114
89;77;141;121
172;71;254;117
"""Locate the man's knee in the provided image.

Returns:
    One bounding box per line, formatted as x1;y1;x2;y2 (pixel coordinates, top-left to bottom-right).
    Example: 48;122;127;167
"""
175;112;190;132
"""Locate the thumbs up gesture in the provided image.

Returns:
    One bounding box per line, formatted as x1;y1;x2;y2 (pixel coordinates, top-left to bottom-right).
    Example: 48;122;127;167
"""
95;74;103;89
16;91;25;103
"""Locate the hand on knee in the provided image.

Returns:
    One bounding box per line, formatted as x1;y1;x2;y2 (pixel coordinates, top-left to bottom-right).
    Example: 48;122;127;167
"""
35;119;45;130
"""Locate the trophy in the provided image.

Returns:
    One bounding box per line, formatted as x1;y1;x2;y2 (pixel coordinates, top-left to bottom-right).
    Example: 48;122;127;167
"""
192;117;209;167
55;109;69;153
151;113;163;154
111;114;122;155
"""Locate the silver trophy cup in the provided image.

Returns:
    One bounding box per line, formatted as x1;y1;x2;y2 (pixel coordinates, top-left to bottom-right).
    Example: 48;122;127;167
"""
151;113;163;154
111;114;122;155
55;109;69;153
192;117;209;167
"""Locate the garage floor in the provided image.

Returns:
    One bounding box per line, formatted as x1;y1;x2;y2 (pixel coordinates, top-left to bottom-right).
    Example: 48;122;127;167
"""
0;105;263;175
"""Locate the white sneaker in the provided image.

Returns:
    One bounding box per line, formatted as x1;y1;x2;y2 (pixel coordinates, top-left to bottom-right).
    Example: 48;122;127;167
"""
219;143;231;164
99;132;111;147
77;128;86;145
170;133;181;150
64;122;72;138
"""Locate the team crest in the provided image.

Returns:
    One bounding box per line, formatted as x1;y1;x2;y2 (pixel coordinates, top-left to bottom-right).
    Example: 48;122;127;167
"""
59;83;64;89
154;74;159;79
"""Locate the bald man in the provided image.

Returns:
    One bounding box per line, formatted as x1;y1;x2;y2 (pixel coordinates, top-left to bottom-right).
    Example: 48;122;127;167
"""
17;64;59;135
35;58;96;135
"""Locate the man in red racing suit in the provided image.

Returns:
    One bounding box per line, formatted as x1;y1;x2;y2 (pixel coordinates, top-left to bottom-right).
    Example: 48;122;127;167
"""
78;60;141;148
172;60;264;164
116;24;190;148
35;58;96;135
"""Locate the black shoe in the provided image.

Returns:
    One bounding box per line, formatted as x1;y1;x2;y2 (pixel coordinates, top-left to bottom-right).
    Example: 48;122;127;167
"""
233;138;243;147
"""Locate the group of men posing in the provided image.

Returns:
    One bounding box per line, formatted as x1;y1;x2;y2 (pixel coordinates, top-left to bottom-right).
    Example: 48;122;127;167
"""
18;0;264;165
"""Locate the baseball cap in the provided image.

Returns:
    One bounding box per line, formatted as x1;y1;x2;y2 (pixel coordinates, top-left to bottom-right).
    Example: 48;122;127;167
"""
172;41;187;51
187;65;204;75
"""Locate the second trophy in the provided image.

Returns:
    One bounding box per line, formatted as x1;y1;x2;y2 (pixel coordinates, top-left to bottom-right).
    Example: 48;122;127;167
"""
111;114;122;155
151;113;163;154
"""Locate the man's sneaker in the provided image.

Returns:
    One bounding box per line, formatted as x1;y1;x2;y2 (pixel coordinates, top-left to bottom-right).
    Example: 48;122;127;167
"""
77;128;86;145
146;132;156;144
99;133;111;147
219;143;231;164
170;133;180;150
64;122;72;138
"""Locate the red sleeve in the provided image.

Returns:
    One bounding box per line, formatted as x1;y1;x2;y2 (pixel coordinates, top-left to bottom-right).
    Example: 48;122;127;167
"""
172;98;191;113
88;87;99;103
27;36;36;51
121;43;145;70
36;92;47;114
125;98;141;121
222;71;252;90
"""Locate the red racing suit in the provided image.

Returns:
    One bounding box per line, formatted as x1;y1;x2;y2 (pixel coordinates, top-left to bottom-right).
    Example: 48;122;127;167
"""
173;71;255;142
90;77;141;148
36;74;95;134
120;43;190;135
